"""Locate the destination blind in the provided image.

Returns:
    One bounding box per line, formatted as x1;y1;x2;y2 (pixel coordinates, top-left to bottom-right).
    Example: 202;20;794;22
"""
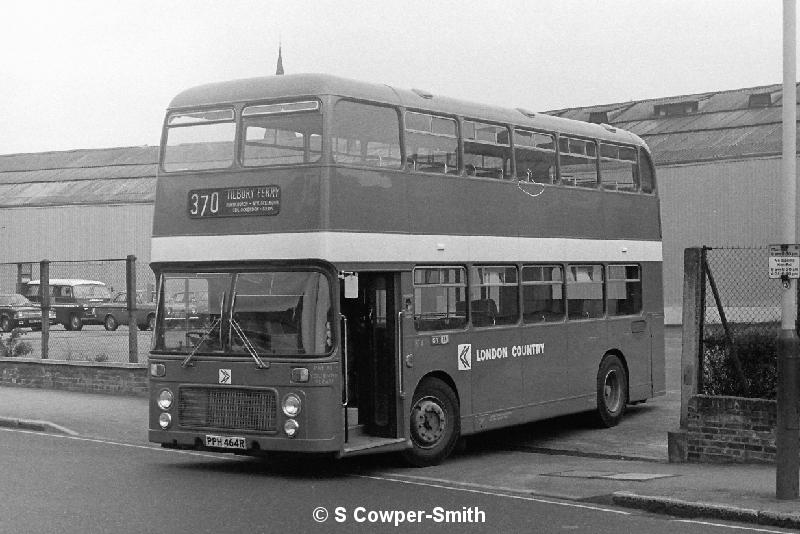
187;185;280;218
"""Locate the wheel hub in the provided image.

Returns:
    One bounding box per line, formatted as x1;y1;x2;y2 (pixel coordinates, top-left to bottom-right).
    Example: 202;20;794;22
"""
412;398;446;446
604;370;621;412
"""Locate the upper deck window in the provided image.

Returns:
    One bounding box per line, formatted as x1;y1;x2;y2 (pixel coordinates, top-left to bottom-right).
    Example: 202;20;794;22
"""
639;150;656;194
514;130;556;184
242;100;322;167
463;121;510;179
163;109;235;172
332;101;401;169
559;137;598;188
405;112;458;174
599;143;638;192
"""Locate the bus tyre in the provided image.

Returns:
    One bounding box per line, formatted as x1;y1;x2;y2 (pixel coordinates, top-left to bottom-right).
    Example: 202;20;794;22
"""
402;377;460;467
596;354;628;427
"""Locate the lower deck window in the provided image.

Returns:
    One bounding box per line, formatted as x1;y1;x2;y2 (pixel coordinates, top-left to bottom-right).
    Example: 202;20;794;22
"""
470;266;518;326
413;267;467;331
567;265;604;319
607;264;642;315
522;265;564;323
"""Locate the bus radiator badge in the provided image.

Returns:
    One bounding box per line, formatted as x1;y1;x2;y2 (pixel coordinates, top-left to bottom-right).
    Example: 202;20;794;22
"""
219;369;232;385
457;344;472;371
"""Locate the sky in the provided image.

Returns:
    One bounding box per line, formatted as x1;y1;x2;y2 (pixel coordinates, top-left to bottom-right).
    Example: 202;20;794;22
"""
1;0;790;155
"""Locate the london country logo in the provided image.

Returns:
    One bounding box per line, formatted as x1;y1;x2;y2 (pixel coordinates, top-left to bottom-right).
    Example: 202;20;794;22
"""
457;344;472;371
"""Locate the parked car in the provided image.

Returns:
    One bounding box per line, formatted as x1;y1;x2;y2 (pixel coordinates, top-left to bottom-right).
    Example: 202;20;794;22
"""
23;279;112;331
165;290;209;323
97;291;156;331
0;294;56;332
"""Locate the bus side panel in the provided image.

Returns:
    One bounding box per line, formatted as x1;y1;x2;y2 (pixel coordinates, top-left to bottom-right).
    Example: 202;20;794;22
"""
402;330;473;434
469;326;523;419
565;319;609;404
649;314;666;397
329;168;408;233
644;261;666;397
406;174;521;239
521;323;570;410
603;192;661;242
607;314;651;402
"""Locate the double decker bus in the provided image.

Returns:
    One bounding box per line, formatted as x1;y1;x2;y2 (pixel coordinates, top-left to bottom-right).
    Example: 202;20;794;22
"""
149;73;664;466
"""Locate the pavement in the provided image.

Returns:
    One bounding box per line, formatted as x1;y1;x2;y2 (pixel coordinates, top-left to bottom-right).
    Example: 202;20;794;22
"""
2;327;800;529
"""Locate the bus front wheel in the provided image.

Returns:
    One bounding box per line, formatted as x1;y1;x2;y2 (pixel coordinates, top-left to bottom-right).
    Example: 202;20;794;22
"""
596;354;628;427
402;377;460;467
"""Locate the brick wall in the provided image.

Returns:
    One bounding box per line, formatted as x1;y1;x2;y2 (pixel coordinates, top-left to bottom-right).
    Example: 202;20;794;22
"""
0;358;148;397
687;394;777;463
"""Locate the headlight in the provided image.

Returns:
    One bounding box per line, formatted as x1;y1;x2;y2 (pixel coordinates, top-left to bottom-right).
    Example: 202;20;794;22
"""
284;419;299;437
158;413;172;429
157;389;173;410
282;393;301;417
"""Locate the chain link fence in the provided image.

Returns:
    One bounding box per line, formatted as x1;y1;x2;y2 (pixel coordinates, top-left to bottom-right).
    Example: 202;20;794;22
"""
0;257;154;363
701;246;782;398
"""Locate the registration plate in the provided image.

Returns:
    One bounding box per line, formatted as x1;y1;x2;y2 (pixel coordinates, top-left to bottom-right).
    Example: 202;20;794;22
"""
205;434;247;449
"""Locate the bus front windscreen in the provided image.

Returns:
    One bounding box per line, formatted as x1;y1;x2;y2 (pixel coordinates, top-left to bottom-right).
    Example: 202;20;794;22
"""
154;270;332;357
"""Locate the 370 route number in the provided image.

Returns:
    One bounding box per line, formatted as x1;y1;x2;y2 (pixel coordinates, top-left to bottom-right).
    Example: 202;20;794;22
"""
189;191;220;217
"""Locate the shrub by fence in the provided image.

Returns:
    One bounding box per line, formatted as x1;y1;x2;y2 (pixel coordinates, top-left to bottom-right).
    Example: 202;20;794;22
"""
699;247;782;399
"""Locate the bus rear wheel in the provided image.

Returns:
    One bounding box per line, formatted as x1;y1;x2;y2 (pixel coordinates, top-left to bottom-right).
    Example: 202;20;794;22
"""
596;354;628;427
402;377;460;467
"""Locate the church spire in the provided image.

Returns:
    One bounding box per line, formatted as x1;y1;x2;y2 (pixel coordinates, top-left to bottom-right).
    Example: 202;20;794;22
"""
276;43;284;75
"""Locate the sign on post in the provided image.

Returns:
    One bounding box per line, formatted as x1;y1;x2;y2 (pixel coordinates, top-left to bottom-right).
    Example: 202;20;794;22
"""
769;244;800;279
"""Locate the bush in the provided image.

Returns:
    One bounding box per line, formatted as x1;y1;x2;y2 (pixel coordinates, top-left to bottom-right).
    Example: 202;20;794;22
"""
703;326;777;399
0;328;34;359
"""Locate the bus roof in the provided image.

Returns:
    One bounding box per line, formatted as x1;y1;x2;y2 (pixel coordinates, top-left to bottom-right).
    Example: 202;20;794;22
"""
168;73;646;148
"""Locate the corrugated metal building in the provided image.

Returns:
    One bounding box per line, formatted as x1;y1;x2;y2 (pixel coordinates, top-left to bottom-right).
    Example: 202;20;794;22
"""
0;146;158;292
1;83;796;322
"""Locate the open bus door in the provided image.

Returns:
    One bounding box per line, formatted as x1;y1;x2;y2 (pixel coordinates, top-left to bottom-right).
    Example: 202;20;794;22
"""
340;272;408;456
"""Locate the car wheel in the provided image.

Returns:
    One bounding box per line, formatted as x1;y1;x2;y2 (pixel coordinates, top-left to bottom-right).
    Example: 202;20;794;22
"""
595;354;628;427
139;313;155;331
0;315;10;333
69;313;83;332
104;315;118;331
401;377;460;467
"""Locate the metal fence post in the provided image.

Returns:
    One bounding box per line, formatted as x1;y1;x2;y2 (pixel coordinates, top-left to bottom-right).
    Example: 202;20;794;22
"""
40;259;50;360
126;255;138;363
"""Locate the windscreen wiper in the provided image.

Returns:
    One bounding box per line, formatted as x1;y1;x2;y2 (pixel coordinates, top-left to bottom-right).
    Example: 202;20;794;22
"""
230;318;268;369
180;292;225;368
229;289;268;369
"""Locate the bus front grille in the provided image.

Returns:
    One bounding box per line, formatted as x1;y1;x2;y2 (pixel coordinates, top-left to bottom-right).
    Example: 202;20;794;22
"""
178;387;278;432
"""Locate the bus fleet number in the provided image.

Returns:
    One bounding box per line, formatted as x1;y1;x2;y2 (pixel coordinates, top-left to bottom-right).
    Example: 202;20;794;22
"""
189;192;220;217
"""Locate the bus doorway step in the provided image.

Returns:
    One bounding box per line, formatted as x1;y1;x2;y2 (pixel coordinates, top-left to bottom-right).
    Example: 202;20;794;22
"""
342;429;409;457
